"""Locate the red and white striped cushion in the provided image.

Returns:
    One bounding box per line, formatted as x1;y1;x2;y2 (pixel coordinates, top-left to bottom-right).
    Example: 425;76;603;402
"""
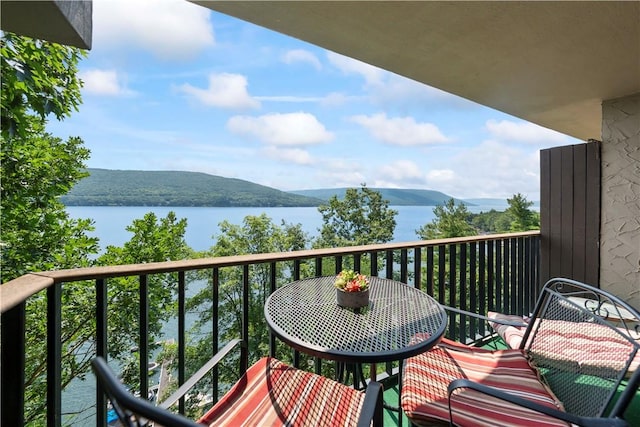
488;312;639;373
198;357;366;427
401;338;568;427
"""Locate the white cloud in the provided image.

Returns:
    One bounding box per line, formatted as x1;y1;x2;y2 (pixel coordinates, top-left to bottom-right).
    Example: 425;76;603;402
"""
93;0;214;61
177;73;260;110
434;140;541;199
80;69;135;96
378;160;425;182
282;49;322;70
326;51;384;85
263;146;314;165
486;119;569;145
227;112;334;146
349;113;449;146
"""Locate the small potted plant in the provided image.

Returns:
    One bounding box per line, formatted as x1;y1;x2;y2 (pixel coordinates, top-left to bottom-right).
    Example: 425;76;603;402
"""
334;269;370;309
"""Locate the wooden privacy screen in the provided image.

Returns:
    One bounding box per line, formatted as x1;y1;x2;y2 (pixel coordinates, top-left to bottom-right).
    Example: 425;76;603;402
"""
539;140;601;287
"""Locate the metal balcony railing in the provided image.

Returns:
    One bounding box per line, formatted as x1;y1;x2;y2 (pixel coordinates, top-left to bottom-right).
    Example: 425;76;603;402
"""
0;231;540;426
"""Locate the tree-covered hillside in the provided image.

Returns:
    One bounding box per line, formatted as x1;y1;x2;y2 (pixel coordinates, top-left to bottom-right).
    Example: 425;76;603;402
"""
60;169;324;207
290;187;466;206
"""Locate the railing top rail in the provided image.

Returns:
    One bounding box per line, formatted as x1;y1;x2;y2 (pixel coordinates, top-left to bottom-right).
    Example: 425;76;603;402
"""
0;231;539;313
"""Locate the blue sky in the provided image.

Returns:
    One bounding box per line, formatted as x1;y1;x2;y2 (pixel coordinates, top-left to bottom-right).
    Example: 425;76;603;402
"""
48;0;581;201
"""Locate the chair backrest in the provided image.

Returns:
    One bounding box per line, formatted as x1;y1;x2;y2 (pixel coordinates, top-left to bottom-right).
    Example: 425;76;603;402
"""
520;278;640;420
91;357;201;427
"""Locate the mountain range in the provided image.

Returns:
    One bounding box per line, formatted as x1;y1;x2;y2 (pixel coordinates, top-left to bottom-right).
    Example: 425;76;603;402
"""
60;168;505;207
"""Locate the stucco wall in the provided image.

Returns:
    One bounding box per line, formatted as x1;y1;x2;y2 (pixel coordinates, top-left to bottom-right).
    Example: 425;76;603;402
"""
600;92;640;310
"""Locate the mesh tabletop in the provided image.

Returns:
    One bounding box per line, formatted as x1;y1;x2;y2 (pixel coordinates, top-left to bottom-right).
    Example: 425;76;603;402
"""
264;276;447;363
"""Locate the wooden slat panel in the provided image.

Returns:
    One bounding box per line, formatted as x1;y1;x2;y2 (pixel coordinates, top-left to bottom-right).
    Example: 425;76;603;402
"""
560;145;575;278
539;141;600;286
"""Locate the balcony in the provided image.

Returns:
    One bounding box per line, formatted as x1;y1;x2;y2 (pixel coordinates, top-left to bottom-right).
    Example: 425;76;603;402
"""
1;232;545;426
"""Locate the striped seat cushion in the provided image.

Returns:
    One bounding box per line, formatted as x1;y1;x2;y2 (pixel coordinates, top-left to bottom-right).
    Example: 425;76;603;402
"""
488;312;640;373
401;338;568;427
198;357;366;426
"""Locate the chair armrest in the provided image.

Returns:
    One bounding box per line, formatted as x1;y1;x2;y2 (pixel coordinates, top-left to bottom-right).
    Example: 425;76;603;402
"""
448;379;629;427
159;338;244;409
443;305;528;327
91;357;201;427
357;381;384;427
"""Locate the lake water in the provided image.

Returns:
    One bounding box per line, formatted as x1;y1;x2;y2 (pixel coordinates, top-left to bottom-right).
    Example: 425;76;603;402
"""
67;204;510;252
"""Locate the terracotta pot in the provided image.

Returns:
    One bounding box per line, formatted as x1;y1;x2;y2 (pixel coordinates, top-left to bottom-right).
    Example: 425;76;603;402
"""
336;288;370;309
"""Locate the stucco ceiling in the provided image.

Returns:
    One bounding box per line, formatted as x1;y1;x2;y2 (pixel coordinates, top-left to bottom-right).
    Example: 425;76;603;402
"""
195;1;640;141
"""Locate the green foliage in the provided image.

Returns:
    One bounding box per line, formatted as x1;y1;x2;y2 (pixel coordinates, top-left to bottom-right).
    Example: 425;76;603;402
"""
505;193;539;231
470;194;539;233
0;118;97;282
60;168;324;207
314;185;398;248
1;32;85;139
181;214;310;418
96;212;194;388
416;198;477;239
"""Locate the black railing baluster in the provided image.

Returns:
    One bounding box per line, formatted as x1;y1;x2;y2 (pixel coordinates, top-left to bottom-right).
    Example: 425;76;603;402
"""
427;246;434;296
369;251;378;276
47;284;62;427
487;240;495;312
517;237;524;314
242;265;249;371
495;241;502;312
448;245;457;340
385;250;393;279
293;259;301;280
212;267;220;402
438;245;446;305
95;279;107;427
504;238;511;312
414;247;422;290
459;244;467;342
510;238;517;313
315;258;322;276
178;271;186;414
479;241;486;336
400;249;408;283
469;243;477;339
139;275;149;405
354;253;361;273
1;302;25;426
335;255;343;274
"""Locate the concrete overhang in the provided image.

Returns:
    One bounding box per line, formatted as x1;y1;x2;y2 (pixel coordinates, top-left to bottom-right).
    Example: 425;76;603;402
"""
1;0;92;49
195;1;640;141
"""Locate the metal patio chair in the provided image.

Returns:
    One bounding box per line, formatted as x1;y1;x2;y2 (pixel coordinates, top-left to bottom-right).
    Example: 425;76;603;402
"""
401;277;640;426
92;339;384;427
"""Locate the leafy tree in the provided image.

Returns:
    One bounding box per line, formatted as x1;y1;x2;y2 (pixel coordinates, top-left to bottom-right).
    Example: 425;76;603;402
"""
180;214;310;418
416;198;477;239
1;32;85;139
505;193;539;231
0;119;97;282
95;213;193;390
314;185;397;248
312;185;397;275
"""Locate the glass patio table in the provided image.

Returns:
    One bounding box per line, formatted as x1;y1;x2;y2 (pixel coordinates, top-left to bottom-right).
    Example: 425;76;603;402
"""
264;276;448;386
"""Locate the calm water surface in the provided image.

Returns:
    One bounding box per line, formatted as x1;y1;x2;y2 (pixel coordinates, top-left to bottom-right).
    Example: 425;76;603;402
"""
67;204;508;252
